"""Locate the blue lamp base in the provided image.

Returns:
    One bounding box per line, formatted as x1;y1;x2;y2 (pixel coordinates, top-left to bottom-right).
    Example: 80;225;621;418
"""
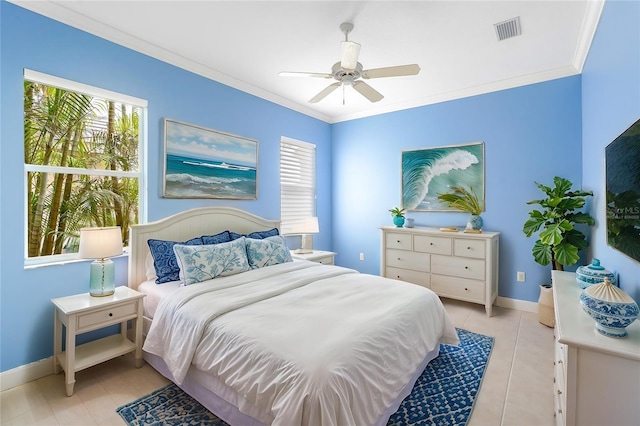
89;258;115;297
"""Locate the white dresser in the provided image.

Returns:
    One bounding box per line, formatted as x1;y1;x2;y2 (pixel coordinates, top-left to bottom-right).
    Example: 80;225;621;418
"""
380;226;499;316
552;270;640;426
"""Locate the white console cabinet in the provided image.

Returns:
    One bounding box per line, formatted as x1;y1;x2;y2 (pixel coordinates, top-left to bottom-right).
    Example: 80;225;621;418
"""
552;270;640;426
380;226;499;316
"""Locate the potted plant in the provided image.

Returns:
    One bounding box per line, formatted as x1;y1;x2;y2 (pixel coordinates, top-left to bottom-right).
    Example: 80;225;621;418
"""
389;207;405;227
437;186;484;230
523;176;595;271
523;176;595;327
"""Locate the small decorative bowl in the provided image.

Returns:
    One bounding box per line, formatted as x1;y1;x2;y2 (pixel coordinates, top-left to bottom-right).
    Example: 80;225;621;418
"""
576;258;616;289
579;277;639;338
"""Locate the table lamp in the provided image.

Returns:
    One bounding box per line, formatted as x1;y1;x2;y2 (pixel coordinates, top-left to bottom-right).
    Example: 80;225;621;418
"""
286;217;319;254
79;226;123;297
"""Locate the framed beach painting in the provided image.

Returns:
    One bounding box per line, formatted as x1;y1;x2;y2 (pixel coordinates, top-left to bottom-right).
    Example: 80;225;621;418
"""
163;119;258;199
402;142;484;211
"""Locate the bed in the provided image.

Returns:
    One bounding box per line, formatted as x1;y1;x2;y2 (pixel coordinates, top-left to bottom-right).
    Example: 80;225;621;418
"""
128;206;459;426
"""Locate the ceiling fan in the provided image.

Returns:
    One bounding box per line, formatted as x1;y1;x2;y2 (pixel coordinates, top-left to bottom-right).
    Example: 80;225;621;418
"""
279;22;420;104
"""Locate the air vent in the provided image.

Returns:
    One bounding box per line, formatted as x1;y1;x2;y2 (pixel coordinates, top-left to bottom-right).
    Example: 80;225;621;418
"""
494;17;521;41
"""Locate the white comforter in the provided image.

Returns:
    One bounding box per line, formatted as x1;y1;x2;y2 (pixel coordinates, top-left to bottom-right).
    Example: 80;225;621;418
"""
143;261;459;426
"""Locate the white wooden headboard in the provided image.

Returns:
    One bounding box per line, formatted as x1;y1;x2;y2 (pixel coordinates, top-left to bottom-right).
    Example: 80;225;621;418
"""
128;207;280;290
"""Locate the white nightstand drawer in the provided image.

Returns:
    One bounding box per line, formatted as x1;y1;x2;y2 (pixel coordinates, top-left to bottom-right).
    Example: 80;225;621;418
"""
453;238;486;259
386;249;430;272
77;301;137;332
414;235;452;255
385;233;412;251
314;255;334;265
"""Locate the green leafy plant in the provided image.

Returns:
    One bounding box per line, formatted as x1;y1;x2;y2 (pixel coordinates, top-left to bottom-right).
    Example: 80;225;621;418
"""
523;176;595;270
437;186;483;215
389;207;405;217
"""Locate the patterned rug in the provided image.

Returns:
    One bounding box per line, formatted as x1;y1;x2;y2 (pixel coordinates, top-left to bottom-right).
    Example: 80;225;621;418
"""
117;328;493;426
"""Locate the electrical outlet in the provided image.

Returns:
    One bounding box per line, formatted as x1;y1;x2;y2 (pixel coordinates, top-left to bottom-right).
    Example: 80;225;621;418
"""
359;253;365;261
517;271;525;282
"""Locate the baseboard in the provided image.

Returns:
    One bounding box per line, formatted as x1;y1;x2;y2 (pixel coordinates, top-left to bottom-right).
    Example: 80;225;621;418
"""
496;296;539;313
0;357;54;391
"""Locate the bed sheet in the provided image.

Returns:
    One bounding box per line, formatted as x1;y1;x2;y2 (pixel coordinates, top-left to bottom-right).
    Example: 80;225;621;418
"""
138;279;181;319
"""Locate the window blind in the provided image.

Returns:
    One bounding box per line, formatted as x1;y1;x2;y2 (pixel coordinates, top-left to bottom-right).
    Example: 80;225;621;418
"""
280;137;316;234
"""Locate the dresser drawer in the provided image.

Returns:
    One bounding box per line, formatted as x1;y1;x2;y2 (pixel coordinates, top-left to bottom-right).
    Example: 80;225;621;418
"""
431;255;485;280
314;255;334;265
453;238;486;258
385;233;412;251
77;301;137;332
414;235;452;255
431;275;484;303
386;249;430;272
385;266;430;288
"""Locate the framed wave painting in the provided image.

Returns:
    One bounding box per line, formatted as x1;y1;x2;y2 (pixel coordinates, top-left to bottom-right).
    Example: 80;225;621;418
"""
163;119;258;199
402;142;484;211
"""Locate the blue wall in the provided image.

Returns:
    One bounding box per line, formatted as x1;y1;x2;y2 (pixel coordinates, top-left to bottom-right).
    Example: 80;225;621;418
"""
331;77;583;302
0;2;332;372
582;0;640;301
1;0;639;374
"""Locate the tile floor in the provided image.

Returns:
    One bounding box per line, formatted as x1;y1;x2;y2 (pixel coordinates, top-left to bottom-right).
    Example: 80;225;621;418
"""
0;298;555;425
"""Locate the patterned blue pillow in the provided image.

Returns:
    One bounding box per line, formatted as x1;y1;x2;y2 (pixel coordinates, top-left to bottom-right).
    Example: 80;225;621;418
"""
201;230;232;245
245;235;292;269
173;237;250;285
229;228;279;241
148;237;203;284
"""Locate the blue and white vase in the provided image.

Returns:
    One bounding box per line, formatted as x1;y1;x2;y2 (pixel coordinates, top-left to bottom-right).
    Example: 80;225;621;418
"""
579;277;639;338
466;214;483;231
576;258;616;289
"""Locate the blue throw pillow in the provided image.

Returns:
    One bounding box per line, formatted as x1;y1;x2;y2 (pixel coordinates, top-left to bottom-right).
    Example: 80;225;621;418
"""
148;237;203;284
201;230;232;245
229;228;279;241
173;237;250;285
245;235;292;269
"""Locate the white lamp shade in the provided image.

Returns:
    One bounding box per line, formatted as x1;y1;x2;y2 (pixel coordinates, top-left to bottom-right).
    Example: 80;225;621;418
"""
283;217;319;235
79;226;123;259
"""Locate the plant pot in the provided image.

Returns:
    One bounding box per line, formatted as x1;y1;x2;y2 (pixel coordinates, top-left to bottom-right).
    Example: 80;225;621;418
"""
466;214;483;230
393;216;405;227
538;284;555;328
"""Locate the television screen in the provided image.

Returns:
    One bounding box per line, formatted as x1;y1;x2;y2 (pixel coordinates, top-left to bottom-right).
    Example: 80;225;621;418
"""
605;118;640;262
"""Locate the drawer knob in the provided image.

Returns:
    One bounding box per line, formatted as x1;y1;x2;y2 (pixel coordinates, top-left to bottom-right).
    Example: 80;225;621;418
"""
464;287;469;291
397;257;401;261
465;266;469;269
396;275;401;279
109;312;113;317
396;240;401;243
467;246;471;250
430;242;434;246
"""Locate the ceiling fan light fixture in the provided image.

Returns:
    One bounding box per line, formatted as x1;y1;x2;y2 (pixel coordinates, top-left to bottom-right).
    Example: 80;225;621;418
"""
341;41;361;71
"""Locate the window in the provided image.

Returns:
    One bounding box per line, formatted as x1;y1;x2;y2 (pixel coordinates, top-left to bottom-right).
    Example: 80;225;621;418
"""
24;70;147;265
279;137;316;234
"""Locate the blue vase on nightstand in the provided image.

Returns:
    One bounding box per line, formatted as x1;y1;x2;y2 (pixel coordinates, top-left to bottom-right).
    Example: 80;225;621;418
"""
393;216;405;227
467;214;483;231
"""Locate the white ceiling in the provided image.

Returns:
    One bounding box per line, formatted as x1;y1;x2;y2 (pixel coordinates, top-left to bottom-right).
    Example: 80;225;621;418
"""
11;1;604;123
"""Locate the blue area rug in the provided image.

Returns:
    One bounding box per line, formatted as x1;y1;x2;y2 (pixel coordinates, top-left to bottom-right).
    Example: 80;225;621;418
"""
117;328;493;426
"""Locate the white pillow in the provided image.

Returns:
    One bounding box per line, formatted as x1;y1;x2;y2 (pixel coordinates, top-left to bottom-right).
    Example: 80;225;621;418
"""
173;237;250;286
245;235;293;269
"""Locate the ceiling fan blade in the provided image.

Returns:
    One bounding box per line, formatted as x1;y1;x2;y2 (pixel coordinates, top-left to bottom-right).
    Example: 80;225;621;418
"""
341;41;361;71
352;81;384;102
309;82;341;103
362;64;421;79
279;71;333;79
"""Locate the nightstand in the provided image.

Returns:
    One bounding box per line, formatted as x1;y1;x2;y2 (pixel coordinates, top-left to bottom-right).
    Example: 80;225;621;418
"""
290;250;336;265
51;286;145;396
